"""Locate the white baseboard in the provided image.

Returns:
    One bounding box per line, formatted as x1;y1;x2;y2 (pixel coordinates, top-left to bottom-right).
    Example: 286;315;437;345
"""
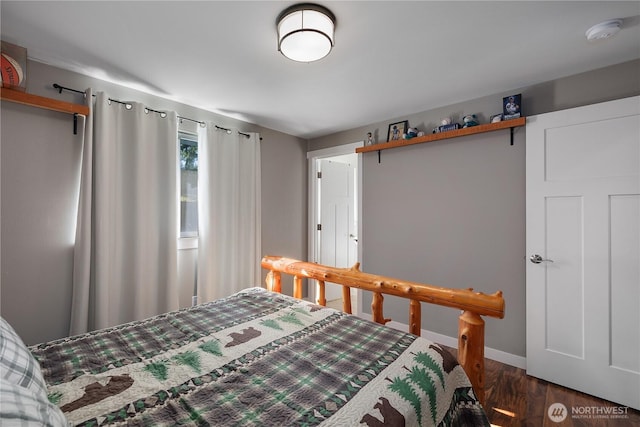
386;320;526;370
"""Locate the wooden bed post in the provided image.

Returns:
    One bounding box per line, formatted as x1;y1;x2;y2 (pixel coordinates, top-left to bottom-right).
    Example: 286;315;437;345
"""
409;299;421;336
293;275;303;299
342;286;352;314
458;310;486;404
266;270;281;293
317;280;326;306
372;292;391;325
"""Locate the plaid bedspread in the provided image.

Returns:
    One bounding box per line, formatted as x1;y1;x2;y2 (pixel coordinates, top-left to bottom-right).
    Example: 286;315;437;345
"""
30;288;489;426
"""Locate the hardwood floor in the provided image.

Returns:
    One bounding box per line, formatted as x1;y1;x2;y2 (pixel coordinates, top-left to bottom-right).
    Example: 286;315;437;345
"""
478;355;639;426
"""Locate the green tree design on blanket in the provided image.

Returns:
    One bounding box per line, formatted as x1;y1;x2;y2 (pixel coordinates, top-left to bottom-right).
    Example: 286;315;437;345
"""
388;351;444;425
261;312;307;330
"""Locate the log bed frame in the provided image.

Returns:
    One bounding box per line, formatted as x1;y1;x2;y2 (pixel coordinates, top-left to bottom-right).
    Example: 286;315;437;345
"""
261;256;505;405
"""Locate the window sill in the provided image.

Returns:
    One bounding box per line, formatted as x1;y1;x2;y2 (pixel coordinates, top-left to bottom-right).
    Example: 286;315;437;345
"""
178;236;198;250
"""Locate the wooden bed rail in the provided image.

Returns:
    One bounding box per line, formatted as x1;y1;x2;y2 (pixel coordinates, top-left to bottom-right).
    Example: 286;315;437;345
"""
261;255;505;404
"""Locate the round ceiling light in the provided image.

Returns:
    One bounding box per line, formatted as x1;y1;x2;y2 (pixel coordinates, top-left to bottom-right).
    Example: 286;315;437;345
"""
277;3;335;62
585;19;623;41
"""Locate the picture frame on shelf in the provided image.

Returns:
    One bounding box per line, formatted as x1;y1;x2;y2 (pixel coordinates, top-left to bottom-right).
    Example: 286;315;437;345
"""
387;120;408;142
503;94;521;119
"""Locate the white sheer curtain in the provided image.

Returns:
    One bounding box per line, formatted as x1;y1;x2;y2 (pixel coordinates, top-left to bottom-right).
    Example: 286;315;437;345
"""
196;126;261;303
70;91;180;335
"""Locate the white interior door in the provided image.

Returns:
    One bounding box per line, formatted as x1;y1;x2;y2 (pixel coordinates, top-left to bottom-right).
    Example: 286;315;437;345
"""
526;96;640;410
319;158;357;301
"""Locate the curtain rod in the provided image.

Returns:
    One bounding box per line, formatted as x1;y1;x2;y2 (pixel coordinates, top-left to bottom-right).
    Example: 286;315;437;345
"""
52;83;255;138
215;125;250;138
53;83;206;127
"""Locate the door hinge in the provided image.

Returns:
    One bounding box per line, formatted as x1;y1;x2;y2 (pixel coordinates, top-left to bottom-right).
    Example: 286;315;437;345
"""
317;224;322;231
317;171;322;179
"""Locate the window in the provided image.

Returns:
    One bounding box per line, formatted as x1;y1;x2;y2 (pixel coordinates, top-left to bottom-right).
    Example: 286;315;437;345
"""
179;132;198;237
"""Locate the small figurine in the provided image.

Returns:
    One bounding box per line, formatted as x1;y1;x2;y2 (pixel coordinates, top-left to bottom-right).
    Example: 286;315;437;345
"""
403;127;419;139
441;118;452;126
490;113;503;123
462;114;479;128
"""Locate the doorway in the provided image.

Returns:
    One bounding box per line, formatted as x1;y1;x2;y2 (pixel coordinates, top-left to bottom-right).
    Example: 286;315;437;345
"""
308;142;362;314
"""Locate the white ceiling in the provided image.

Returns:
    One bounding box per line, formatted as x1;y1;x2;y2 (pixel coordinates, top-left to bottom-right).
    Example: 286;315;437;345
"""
2;1;639;139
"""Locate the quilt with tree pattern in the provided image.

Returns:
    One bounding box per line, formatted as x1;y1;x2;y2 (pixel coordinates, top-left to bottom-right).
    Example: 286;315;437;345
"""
30;288;489;426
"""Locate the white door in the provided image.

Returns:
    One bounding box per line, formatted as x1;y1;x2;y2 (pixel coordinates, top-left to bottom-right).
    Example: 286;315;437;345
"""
319;158;357;301
526;96;640;410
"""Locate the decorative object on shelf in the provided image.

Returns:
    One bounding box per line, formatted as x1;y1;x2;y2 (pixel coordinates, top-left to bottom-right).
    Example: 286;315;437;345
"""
490;113;503;123
462;114;479;128
434;120;461;133
503;94;521;120
1;41;27;91
438;123;461;132
387;120;408;142
433;117;460;133
403;127;419;139
276;3;335;62
366;132;374;145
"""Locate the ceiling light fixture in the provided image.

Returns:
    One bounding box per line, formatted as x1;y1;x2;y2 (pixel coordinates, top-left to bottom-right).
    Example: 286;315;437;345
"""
277;3;335;63
585;19;623;41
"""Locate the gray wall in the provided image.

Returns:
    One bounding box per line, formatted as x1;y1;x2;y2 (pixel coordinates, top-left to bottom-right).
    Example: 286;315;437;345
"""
1;60;307;345
1;103;82;344
308;59;640;358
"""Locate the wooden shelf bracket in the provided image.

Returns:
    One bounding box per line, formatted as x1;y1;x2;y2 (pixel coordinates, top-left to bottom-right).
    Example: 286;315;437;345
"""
1;87;89;135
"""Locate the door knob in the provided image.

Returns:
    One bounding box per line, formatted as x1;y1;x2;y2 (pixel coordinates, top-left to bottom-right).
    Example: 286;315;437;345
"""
530;254;553;264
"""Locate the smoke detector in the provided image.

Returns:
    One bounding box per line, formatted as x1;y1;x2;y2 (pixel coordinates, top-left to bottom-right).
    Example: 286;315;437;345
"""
585;19;623;41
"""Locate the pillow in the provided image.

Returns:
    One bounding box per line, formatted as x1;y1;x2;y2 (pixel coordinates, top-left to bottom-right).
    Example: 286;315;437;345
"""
0;316;47;395
0;317;68;426
0;381;69;426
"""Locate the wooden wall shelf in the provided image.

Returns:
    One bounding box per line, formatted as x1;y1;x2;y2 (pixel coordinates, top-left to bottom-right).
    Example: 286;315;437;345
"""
356;117;526;154
1;87;89;116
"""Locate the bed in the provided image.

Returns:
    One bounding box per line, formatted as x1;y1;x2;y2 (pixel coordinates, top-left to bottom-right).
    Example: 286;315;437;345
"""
1;256;504;426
